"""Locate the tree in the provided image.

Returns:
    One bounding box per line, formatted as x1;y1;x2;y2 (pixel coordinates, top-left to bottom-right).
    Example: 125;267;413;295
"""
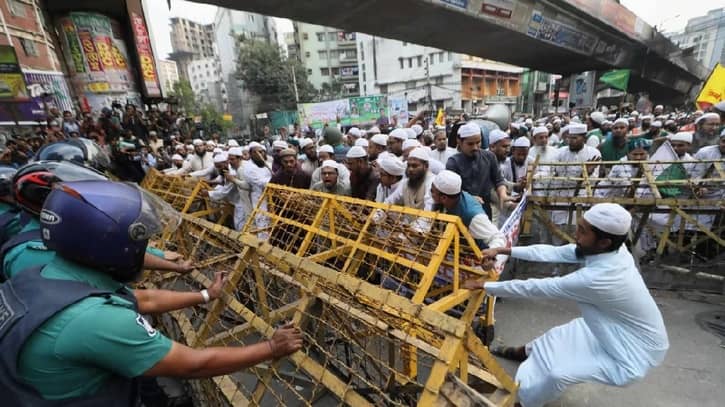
319;78;344;101
169;80;232;134
236;40;316;111
170;79;196;115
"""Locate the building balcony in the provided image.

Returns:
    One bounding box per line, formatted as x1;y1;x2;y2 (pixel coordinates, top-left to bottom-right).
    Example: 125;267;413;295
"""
338;57;358;66
484;95;518;104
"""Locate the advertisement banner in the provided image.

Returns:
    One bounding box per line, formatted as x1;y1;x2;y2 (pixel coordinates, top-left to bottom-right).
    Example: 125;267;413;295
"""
349;95;384;126
298;98;351;129
527;10;598;56
127;0;162;98
0;70;73;124
269;111;300;131
0;46;28;101
568;71;596;108
387;97;409;125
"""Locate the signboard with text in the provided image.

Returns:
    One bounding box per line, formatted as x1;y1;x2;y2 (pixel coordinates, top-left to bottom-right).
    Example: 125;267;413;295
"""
127;0;161;98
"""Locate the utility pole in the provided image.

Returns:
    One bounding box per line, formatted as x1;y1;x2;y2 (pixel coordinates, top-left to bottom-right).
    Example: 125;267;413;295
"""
425;54;433;115
291;65;299;103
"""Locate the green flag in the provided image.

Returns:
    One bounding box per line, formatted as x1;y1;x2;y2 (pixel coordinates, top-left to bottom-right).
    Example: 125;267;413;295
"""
599;69;630;91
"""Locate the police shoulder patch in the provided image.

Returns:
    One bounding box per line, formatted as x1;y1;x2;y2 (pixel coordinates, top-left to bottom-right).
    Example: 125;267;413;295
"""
135;313;157;337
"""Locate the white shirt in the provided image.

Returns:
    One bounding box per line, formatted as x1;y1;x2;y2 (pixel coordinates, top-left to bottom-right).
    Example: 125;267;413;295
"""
501;156;530;195
548;146;601;224
311;163;350;188
242;160;273;206
430;147;457;165
375;179;402;203
187;151;214;173
467;213;505;249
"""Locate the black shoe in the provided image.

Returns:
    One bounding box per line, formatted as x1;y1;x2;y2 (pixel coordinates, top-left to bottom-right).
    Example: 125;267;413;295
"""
491;345;527;362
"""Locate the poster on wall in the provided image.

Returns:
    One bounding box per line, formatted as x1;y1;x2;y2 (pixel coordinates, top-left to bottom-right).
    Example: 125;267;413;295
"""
0;70;74;124
297;98;351;129
127;0;162;98
349;95;384;126
0;46;28;101
387;97;409;125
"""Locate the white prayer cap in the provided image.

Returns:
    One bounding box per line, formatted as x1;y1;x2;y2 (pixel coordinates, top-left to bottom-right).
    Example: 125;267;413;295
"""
568;123;588;135
583;203;631;236
433;170;462;195
402;139;420;150
272;140;288;149
696;112;720;124
320;159;338;171
192;138;203;146
298;138;314;149
411;124;423;136
346;145;367;159
278;148;297;158
545;123;553;129
590;111;605;124
175;144;185;151
213;153;228;163
561;125;570;134
613;118;629;126
248;141;264;150
407;147;430;162
571;116;581;123
404;128;417;139
668;132;693;144
348;127;362;137
228;147;243;156
665;119;675;126
457;123;480;138
241;145;250;153
655;104;664;110
354;138;369;148
602;120;611;126
171;154;183;161
378;156;406;176
389;128;408;140
227;139;239;147
640;114;653;120
532;126;548;135
213;147;223;154
186;144;193;150
512;137;531;148
631;110;639;116
370;134;388;146
368;126;381;134
524;118;533;125
552;118;562;124
651;120;662;127
317;144;334;154
206;140;216;146
488;129;509;145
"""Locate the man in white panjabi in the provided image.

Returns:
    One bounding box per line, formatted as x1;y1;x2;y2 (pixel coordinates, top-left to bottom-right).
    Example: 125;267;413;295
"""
464;203;669;407
243;142;273;239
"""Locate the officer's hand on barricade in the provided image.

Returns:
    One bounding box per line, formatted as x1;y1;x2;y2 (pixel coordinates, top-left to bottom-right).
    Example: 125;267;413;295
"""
164;250;183;261
462;279;485;291
175;260;194;274
268;322;304;359
207;271;229;300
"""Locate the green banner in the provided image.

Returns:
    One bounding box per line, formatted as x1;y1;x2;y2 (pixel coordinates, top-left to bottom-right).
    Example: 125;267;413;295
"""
349;95;384;126
599;69;630;91
269;110;300;131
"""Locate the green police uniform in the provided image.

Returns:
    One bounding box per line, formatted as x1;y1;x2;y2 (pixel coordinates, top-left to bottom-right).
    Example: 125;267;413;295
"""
16;255;172;400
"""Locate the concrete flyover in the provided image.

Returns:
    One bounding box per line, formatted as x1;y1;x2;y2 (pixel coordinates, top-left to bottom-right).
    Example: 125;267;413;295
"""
202;0;709;102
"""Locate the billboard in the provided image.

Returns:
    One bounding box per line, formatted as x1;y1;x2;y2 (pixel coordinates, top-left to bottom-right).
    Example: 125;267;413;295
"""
0;70;74;124
0;46;28;101
297;98;351;129
127;0;162;98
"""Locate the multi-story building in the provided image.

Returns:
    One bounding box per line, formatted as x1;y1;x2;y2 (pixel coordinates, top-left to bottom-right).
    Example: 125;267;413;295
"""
168;17;215;81
187;57;226;112
214;8;276;130
295;22;360;98
669;8;725;69
284;31;298;61
357;35;522;112
157;59;179;97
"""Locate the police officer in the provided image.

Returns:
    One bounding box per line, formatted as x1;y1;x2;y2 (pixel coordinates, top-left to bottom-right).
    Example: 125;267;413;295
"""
0;181;303;405
0;165;19;246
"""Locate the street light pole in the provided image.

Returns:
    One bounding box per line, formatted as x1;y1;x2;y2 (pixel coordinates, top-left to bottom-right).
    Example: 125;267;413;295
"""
291;65;300;103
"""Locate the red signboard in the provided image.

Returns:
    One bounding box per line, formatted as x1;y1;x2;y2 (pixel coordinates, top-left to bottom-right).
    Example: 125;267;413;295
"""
126;0;161;98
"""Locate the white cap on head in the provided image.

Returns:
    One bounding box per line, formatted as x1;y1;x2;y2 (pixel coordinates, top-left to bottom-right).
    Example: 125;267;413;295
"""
321;159;338;170
227;139;239;147
213;147;223;154
389;128;408;140
171;154;183;161
651;120;662;127
631;110;639;116
206;140;216;146
193;139;203;146
317;144;334;154
668;132;693;144
582;203;632;236
228;147;243;156
248;141;264;150
402;139;420;150
272;140;288;149
241;146;250;153
354;138;369;147
524;118;533;125
552;118;562;124
512;137;531;148
488;129;509;145
568;123;588;135
640;114;653;120
186;144;193;149
655;104;664;110
346;145;367;159
213;153;228;163
561;125;570;134
590;111;605;124
532;126;548;135
368;126;381;134
433;170;462;195
298;138;314;149
348;127;362;138
457;123;480;138
613;118;629;126
371;134;388;146
696;112;720;124
378;156;406;176
407;147;430;162
411;124;423;136
404;128;417;139
175;144;185;151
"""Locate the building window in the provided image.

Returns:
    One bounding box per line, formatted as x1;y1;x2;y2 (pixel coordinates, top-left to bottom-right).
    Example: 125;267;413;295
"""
417;56;422;67
430;53;435;65
20;38;38;57
439;52;444;63
316;32;324;41
344;49;356;59
399;58;404;69
318;50;327;59
303;33;308;40
379;84;388;94
332;67;340;76
435;77;444;85
408;58;413;68
329;50;338;58
307;69;312;75
360;46;364;60
8;0;26;17
403;42;407;47
327;32;336;41
448;52;452;61
405;81;416;90
321;68;330;76
305;51;310;58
